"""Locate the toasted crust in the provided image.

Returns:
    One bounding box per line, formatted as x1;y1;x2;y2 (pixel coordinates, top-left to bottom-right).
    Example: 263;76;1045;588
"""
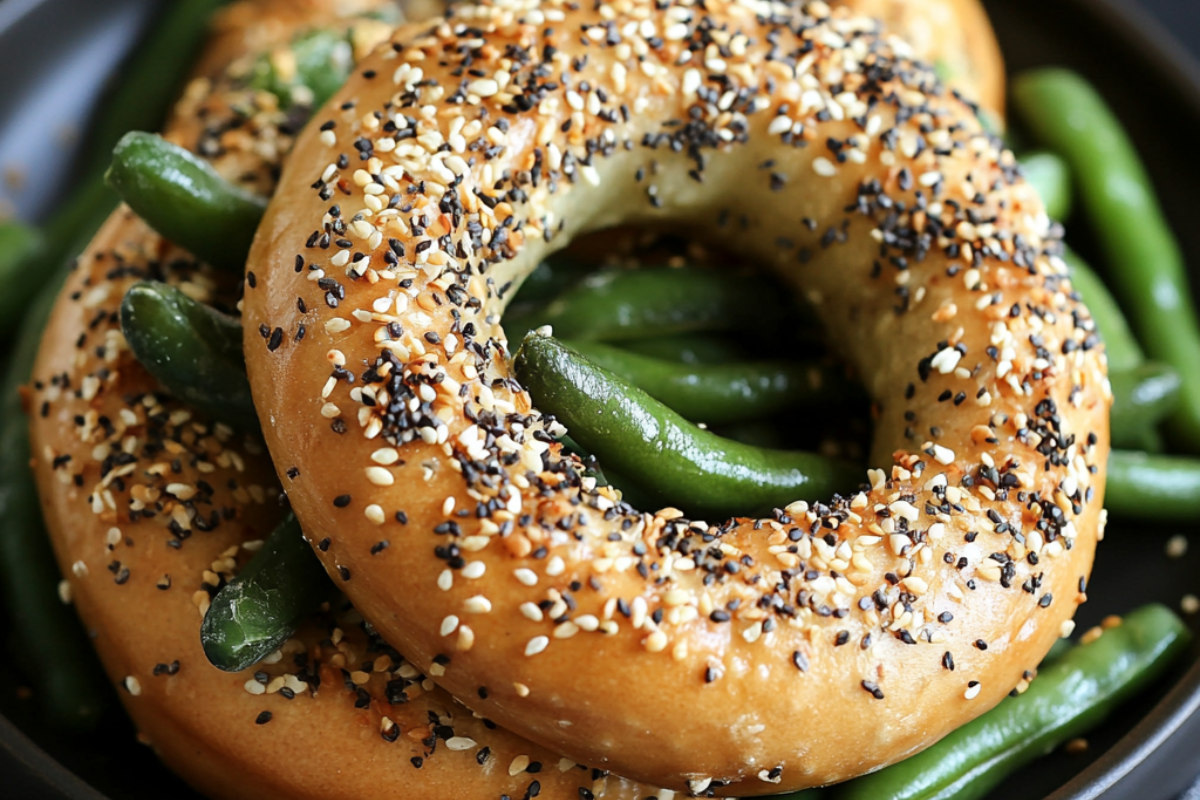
244;0;1104;794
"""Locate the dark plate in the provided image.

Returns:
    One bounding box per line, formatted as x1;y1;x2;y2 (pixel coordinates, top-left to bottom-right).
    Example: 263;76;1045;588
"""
2;0;1200;797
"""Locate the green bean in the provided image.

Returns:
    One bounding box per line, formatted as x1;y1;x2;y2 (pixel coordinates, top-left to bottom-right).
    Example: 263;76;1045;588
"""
83;0;232;179
564;339;858;424
833;603;1189;800
0;244;113;730
200;514;331;672
1062;246;1144;373
1013;69;1200;451
0;222;43;323
119;281;257;431
1020;151;1072;220
504;267;793;343
105;132;267;272
1105;450;1200;520
514;334;862;518
1110;362;1181;450
616;333;744;365
506;256;595;314
248;28;355;111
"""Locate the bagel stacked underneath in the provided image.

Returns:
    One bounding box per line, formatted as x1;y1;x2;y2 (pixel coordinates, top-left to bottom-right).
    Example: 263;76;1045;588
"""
244;0;1108;794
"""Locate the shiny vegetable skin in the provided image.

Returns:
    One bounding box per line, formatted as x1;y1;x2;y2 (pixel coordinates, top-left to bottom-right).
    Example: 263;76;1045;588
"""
1020;151;1072;220
1014;69;1200;450
200;514;331;672
248;28;355;110
565;339;857;424
617;332;745;365
514;334;862;518
504;267;791;342
1063;247;1143;373
834;604;1190;800
1105;451;1200;520
1110;362;1181;450
105;132;266;272
119;281;258;431
0;254;112;730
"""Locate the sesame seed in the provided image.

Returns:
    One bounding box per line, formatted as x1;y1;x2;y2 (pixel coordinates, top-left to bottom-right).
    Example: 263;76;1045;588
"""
525;636;549;657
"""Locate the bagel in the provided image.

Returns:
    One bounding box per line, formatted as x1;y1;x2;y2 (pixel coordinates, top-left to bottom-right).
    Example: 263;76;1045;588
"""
243;0;1106;795
30;2;668;799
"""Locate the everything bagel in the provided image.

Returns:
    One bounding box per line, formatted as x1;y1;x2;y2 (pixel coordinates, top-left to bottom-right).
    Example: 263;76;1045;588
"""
244;0;1106;794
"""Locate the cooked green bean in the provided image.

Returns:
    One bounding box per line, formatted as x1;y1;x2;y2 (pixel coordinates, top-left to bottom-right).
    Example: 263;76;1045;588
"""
832;603;1189;800
200;514;331;672
565;339;858;424
105;132;267;271
1014;69;1200;451
1063;246;1144;373
1105;450;1200;520
616;333;744;365
514;333;862;518
0;222;43;324
1020;151;1072;220
504;267;793;343
1110;362;1181;450
119;281;258;431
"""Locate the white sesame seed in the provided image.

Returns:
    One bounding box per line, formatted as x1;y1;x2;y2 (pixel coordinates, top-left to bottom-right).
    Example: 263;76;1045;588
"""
932;445;955;465
365;467;394;486
464;595;492;613
813;157;837;177
545;555;565;576
364;504;385;525
525;636;549;657
520;602;544;622
438;569;453;591
462;561;486;579
509;755;531;775
72;560;88;578
445;736;477;751
440;615;459;636
514;568;538;586
964;682;982;700
124;676;142;696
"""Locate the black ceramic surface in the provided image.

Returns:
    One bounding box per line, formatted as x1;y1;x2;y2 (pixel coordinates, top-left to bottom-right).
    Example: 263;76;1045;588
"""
2;0;1200;798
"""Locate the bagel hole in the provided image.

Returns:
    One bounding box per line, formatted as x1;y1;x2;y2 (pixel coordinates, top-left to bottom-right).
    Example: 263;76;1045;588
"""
506;227;872;519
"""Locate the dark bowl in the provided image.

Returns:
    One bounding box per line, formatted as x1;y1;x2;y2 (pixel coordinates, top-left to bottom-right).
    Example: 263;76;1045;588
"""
2;0;1200;797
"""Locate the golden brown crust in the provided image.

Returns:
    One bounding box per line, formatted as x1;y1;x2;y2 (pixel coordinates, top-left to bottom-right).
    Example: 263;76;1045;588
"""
244;0;1104;794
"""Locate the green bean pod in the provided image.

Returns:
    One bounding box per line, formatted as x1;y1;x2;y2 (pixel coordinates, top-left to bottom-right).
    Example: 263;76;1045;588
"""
514;334;862;518
832;603;1190;800
1110;362;1181;449
200;514;331;672
1063;247;1144;373
105;132;266;272
564;339;859;424
1014;69;1200;451
616;333;745;365
1105;450;1200;520
504;267;793;343
1020;151;1072;221
119;281;258;431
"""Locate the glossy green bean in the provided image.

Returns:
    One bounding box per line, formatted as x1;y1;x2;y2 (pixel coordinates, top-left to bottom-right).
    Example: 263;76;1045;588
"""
1062;246;1144;373
200;514;331;672
1105;450;1200;520
105;132;266;271
504;267;792;343
514;334;862;518
1014;69;1200;451
1020;151;1072;220
833;603;1189;800
1110;362;1181;450
616;333;744;365
565;339;857;424
119;281;258;431
0;222;43;324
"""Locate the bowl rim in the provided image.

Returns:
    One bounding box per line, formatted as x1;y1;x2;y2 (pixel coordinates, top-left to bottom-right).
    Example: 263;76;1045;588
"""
2;0;1200;798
